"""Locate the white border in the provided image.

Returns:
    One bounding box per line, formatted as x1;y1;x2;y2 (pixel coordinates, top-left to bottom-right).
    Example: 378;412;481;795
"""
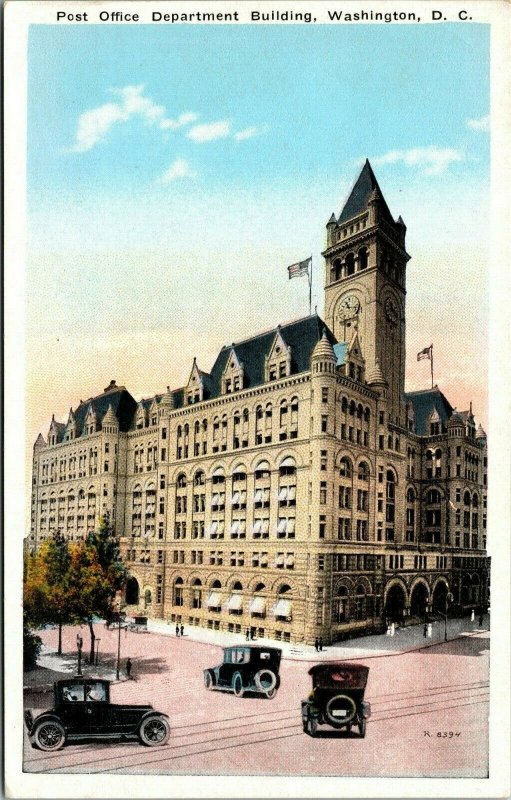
4;1;511;797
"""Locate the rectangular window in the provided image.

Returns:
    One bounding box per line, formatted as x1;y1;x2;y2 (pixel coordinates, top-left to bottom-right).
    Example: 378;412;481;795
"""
321;387;328;403
321;415;328;433
319;515;326;539
320;482;327;504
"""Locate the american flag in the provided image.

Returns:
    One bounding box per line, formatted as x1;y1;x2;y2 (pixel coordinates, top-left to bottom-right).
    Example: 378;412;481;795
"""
417;345;432;361
287;256;311;279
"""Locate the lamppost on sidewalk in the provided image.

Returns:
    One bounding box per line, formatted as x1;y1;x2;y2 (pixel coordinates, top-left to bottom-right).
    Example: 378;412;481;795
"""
76;633;83;676
440;592;454;642
116;603;124;680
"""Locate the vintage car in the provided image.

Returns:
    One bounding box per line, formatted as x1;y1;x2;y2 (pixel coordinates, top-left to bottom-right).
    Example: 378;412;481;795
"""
301;662;371;737
128;615;149;633
24;678;170;751
204;645;282;699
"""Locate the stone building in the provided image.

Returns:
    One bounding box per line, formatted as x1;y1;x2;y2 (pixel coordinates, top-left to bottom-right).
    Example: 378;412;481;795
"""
29;161;489;644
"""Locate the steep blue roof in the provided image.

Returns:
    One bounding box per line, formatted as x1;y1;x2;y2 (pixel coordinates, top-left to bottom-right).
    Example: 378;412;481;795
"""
405;387;454;436
337;159;395;225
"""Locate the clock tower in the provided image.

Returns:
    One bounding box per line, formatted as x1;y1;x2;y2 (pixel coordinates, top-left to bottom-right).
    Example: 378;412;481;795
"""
323;160;410;424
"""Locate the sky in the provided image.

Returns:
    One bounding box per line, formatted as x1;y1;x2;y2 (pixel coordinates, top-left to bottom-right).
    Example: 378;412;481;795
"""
26;22;490;453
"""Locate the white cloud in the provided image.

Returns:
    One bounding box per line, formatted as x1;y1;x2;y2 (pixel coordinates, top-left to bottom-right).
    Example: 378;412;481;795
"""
160;112;199;130
467;115;490;132
234;126;266;141
372;146;464;176
158;158;197;183
72;85;166;152
187;120;232;143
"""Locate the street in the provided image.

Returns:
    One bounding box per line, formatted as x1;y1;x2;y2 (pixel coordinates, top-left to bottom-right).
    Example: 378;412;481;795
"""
23;622;489;777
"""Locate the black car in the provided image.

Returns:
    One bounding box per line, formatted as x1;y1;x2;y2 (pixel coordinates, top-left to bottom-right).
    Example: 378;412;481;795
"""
204;645;282;699
301;662;371;737
24;678;170;751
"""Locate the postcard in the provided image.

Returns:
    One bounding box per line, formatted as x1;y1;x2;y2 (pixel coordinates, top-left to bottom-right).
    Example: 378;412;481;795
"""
4;1;511;797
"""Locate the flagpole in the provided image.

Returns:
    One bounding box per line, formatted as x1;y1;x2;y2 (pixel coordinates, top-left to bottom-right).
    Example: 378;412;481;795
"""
430;344;434;388
308;255;312;316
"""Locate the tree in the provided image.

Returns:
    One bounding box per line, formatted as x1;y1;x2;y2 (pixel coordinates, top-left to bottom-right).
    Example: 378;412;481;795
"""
67;517;128;663
23;534;73;655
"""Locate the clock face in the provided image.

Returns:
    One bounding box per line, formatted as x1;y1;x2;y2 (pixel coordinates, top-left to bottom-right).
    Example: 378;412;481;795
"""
385;297;399;325
338;294;360;321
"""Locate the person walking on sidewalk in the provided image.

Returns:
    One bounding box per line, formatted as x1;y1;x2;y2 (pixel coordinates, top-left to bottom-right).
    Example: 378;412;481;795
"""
471;608;475;623
427;622;433;638
180;624;184;637
245;628;250;641
314;638;319;652
423;624;428;638
478;613;483;627
390;622;395;637
175;624;180;637
318;638;324;652
126;658;132;679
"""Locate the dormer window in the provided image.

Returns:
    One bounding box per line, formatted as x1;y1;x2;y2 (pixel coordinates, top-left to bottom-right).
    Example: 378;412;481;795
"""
221;350;244;395
265;331;291;383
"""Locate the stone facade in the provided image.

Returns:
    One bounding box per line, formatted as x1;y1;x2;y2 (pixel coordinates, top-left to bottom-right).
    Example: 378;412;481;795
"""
29;161;489;644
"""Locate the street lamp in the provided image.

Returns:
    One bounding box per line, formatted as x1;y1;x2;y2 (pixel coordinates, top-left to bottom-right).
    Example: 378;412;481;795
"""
116;603;123;681
76;633;83;676
440;592;454;642
95;638;101;666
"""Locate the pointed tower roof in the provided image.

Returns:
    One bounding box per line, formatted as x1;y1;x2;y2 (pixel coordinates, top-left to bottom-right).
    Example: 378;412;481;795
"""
101;403;118;427
366;359;387;385
160;386;175;409
34;432;46;449
338;159;394;225
476;423;487;440
312;328;336;363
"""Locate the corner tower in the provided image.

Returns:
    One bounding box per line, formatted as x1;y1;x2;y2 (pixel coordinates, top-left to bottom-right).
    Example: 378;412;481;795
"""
323;160;410;424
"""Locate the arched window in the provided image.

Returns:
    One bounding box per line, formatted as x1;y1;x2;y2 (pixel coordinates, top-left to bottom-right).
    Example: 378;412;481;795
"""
173;577;184;607
177;473;187;488
385;470;396;541
194;470;205;486
427;489;441;504
406;488;416;541
192;579;202;609
345;252;355;276
357;461;369;481
358;247;368;271
333;586;349;623
144;589;152;607
354;585;366;620
339;457;352;478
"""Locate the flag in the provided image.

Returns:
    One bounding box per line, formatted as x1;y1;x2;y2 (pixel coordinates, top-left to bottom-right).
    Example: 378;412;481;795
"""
417;345;432;361
287;256;311;279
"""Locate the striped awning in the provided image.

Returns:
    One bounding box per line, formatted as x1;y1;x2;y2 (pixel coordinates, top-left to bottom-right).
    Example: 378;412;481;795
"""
207;592;221;607
273;599;292;618
227;594;243;611
249;597;266;614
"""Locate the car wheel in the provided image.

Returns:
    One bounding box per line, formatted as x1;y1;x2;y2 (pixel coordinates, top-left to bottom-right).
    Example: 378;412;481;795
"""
139;715;170;747
254;669;277;693
265;687;277;699
233;672;245;697
204;670;215;690
358;718;367;738
307;717;318;737
33;720;66;752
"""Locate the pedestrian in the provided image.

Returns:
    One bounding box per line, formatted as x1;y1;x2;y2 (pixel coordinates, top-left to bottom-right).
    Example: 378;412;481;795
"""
470;608;475;623
319;638;323;652
245;628;250;641
314;638;319;652
386;624;391;636
126;657;132;679
250;629;255;640
478;613;483;627
175;624;180;637
180;624;184;637
427;622;433;638
390;622;395;637
423;624;427;638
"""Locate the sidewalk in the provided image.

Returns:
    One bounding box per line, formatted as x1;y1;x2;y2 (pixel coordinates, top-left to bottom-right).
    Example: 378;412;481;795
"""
146;613;490;661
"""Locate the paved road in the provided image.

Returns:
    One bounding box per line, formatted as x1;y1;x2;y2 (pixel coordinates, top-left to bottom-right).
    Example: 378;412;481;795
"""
23;624;489;777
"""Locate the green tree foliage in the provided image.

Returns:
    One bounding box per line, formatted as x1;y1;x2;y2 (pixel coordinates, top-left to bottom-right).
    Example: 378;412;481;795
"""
23;519;129;664
67;516;129;662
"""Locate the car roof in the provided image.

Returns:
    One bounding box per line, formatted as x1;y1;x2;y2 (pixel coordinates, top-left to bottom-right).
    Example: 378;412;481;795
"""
56;677;110;686
225;645;281;654
308;661;368;675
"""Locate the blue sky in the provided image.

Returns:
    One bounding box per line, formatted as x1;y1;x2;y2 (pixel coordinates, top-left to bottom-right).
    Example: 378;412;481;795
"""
26;22;490;442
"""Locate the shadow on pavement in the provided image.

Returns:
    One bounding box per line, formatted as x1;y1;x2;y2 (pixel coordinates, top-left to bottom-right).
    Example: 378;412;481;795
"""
415;633;490;658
